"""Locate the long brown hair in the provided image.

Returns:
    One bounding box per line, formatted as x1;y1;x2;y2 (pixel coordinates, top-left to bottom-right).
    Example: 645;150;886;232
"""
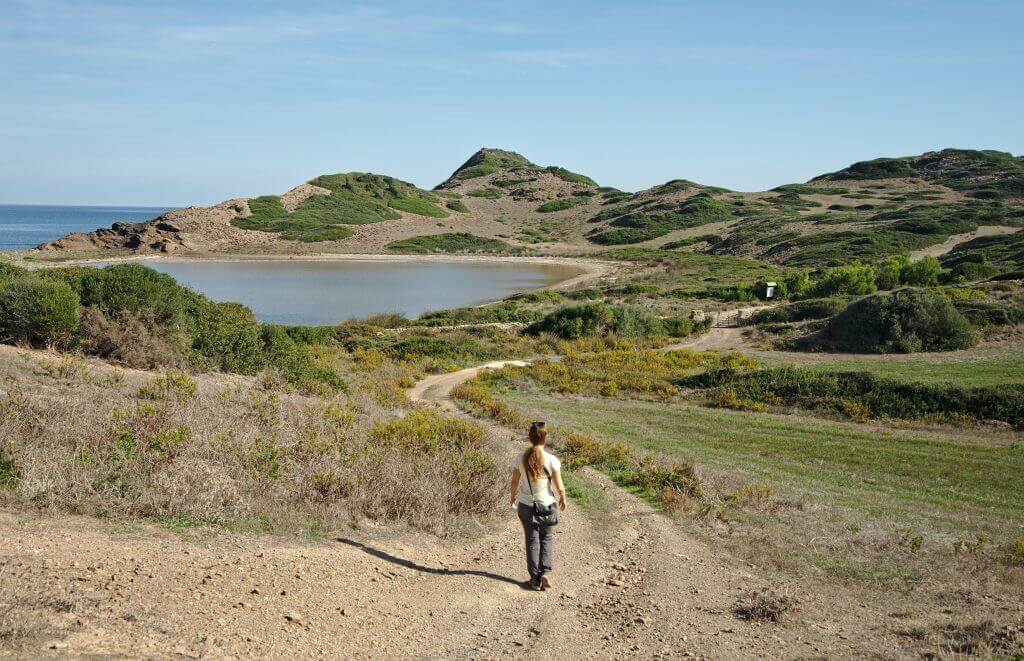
523;421;547;480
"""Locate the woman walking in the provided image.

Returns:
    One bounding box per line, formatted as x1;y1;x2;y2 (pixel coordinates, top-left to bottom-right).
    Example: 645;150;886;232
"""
509;421;567;590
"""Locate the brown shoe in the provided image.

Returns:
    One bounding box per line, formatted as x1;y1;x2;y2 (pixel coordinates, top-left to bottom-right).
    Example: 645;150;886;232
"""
538;575;551;591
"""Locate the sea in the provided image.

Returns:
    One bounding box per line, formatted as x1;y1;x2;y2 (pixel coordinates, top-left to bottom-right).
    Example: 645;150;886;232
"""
0;204;173;251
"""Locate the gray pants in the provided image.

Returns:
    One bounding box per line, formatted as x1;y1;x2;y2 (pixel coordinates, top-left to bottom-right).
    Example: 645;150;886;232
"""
517;502;554;579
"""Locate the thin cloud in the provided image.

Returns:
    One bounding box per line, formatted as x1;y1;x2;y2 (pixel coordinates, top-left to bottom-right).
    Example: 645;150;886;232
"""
486;49;598;69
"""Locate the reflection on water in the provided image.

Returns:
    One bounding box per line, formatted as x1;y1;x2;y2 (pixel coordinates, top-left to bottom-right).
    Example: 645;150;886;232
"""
95;259;580;325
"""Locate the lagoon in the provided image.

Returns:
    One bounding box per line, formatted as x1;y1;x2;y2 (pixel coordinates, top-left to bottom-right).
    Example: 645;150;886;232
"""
99;258;581;325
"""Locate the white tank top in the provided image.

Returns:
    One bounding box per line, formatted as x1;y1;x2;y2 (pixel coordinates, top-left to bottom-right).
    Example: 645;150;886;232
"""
516;449;561;506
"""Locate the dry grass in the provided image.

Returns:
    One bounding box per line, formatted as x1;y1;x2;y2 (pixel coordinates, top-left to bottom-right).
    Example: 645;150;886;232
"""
731;587;796;622
0;347;505;535
939;620;1024;656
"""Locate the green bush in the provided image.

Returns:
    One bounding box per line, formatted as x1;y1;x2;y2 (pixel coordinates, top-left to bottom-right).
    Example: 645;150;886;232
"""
662;233;723;250
782;271;812;298
946;260;1001;282
901;256;942;286
446;199;470;213
810;263;878;297
745;297;851;325
953;301;1024;327
452;149;532;180
29;264;342;389
45;263;188;323
875;255;909;290
388;196;448;218
590;227;666;245
524;303;705;339
681;367;1024;428
821;288;975;353
386;233;514;254
0;262;28;282
537;197;586;213
545;166;597;186
0;278;80;348
189;301;266;373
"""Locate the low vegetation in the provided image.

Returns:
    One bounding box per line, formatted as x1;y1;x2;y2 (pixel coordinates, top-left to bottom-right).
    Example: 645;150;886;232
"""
683;366;1024;428
385;233;516;254
449;148;533;181
232;173;448;242
537;197;587;213
0;263;341;391
589;194;732;245
524;303;709;340
544;165;597;187
0;355;503;533
818;288;975;353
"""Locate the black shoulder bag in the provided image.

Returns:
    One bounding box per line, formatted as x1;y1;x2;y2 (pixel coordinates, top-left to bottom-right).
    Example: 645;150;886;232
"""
523;456;559;526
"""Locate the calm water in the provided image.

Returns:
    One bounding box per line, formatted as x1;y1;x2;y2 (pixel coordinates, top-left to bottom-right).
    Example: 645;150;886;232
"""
0;204;172;250
98;259;579;325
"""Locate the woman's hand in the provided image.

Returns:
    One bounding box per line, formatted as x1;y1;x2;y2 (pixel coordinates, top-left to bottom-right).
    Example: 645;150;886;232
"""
557;493;567;512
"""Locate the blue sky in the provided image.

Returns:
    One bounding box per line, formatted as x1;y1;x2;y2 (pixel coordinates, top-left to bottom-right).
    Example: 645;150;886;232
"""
1;0;1022;206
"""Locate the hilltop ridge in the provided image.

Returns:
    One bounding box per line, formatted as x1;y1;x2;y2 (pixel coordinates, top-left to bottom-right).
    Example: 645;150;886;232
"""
34;147;1024;274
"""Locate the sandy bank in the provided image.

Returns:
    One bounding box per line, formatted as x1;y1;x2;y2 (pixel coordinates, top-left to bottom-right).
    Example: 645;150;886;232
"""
12;251;620;292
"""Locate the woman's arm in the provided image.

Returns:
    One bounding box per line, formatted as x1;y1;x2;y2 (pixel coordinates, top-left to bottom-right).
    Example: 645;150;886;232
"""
509;467;520;508
552;469;567;511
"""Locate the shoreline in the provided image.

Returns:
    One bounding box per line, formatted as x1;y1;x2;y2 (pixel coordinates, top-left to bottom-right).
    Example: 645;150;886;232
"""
7;250;619;294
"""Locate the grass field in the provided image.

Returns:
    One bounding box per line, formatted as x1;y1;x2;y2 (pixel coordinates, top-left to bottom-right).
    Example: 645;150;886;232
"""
761;346;1024;387
501;390;1024;536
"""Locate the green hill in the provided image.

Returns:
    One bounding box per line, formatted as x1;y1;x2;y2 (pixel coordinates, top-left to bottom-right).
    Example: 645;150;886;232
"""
231;172;447;242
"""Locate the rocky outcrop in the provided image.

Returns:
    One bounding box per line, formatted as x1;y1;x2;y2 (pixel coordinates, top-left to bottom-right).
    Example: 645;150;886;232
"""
37;199;259;254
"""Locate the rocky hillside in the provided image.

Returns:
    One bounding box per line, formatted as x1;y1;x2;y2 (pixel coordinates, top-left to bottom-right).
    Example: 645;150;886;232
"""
36;147;1024;273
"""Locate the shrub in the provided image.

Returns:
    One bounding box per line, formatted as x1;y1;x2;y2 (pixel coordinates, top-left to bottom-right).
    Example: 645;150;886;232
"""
953;301;1024;327
46;263;189;325
365;410;500;519
782;271;811;299
0;278;79;348
745;297;850;325
810;263;878;297
545;166;597;186
190;301;266;373
0;262;28;282
875;255;909;290
589;228;666;245
388;196;448;218
682;366;1024;427
79;307;190;369
386;233;514;254
821;288;975;353
446;199;470;213
902;256;942;286
537;197;586;213
261;326;344;392
524;303;703;340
